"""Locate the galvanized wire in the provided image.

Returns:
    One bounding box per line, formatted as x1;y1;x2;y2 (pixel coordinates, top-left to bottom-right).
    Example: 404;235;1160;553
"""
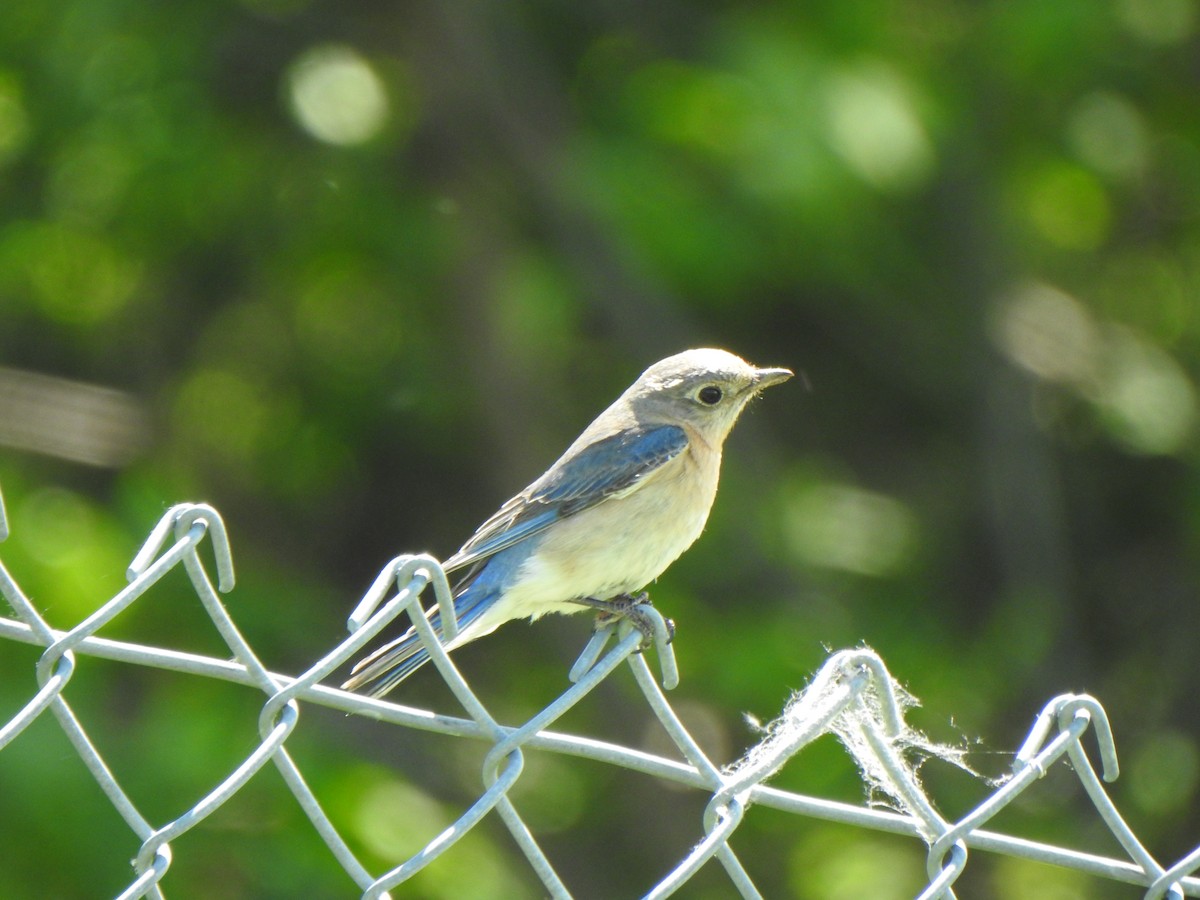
1;486;1199;898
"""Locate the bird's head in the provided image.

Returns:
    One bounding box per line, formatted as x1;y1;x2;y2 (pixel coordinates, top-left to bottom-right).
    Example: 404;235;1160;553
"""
627;348;792;446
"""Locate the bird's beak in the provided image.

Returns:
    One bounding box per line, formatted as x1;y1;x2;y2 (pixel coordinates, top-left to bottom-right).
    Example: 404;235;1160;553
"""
752;366;793;392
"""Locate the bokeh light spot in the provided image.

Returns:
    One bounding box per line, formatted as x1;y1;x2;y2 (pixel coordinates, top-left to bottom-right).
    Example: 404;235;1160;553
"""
353;778;447;863
993;284;1196;454
1024;163;1111;250
991;282;1101;384
790;833;924;898
173;368;276;466
505;753;588;833
286;45;390;146
823;61;934;192
12;486;129;620
18;488;98;569
988;854;1096;898
784;481;918;576
351;777;529;896
10;221;142;324
626;60;756;158
1095;327;1196;455
1066;92;1148;181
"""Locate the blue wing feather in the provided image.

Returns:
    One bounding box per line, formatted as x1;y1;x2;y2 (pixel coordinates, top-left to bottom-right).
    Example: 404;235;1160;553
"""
443;424;688;573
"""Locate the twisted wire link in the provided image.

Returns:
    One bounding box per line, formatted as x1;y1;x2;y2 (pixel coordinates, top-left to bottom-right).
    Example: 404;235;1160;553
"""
2;486;1200;898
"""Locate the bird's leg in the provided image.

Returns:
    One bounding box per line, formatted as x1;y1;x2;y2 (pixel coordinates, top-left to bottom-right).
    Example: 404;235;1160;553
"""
573;592;675;649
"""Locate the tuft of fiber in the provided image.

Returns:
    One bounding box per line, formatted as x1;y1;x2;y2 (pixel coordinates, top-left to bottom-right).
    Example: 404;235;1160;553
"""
725;647;998;833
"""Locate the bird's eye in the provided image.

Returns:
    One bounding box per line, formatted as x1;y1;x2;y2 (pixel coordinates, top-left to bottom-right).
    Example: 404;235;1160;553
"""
697;386;723;405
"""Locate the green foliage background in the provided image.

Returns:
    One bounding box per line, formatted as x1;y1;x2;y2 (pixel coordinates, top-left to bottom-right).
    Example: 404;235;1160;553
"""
2;0;1200;897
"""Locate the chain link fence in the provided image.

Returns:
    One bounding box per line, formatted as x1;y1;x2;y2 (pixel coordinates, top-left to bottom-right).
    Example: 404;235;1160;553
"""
1;483;1198;898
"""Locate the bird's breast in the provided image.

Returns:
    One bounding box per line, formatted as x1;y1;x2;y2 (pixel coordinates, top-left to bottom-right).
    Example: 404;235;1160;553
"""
504;448;721;617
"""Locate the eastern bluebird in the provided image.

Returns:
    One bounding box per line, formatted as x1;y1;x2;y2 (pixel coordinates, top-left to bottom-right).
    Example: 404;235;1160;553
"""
343;348;792;696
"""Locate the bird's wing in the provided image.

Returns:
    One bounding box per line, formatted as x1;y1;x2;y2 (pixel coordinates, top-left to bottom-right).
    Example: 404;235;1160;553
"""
442;424;689;574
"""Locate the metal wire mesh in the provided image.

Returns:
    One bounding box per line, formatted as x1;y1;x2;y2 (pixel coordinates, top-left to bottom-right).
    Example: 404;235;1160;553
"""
1;485;1199;899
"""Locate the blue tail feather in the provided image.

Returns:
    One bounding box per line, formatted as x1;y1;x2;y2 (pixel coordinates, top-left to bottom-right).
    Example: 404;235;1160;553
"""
344;586;497;696
344;537;540;697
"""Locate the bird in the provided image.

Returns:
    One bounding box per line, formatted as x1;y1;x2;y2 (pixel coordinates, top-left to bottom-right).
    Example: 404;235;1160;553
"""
342;348;792;697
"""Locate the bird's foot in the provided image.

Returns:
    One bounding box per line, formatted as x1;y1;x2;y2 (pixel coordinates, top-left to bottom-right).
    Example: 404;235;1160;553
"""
576;592;675;650
568;592;680;691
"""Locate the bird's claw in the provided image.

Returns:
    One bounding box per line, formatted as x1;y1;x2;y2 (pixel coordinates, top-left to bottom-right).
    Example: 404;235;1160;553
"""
580;591;674;650
570;591;679;690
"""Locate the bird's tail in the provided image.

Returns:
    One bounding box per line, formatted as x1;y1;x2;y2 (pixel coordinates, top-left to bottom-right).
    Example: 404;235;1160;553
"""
341;626;436;697
341;591;494;698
